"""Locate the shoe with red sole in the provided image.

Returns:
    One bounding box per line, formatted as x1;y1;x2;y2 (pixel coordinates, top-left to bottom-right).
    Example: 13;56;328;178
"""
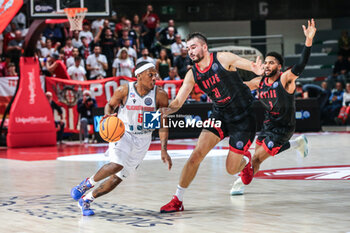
240;151;254;185
160;195;184;213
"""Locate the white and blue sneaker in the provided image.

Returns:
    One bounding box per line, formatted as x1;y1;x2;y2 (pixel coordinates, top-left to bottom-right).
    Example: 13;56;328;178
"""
71;178;94;201
230;177;245;195
78;198;95;216
295;135;308;158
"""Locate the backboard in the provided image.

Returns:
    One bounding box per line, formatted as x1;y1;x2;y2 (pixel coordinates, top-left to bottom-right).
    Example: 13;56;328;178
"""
30;0;111;18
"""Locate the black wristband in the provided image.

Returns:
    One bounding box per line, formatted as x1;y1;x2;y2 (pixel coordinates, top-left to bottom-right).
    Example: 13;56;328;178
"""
291;45;311;76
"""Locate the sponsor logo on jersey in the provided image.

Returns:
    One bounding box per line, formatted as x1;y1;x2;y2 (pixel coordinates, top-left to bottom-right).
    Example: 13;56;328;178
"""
132;99;136;104
143;110;161;129
273;82;278;88
236;141;244;149
130;92;135;98
212;63;218;71
267;141;274;149
144;97;153;106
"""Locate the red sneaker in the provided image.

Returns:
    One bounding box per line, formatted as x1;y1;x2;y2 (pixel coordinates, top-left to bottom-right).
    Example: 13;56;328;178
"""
240;151;254;185
160;195;184;213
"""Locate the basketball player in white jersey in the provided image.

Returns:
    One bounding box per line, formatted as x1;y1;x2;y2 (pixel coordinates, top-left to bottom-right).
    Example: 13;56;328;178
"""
70;61;172;216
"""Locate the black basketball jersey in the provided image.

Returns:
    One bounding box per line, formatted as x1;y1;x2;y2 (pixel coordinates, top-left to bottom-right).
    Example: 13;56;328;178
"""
258;73;296;127
192;52;253;118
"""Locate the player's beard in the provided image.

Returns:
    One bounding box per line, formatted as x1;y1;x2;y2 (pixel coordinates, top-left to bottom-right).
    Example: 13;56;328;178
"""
265;68;278;77
191;50;204;63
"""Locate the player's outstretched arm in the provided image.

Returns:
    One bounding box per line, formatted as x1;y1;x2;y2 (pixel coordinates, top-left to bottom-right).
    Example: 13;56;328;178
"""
103;84;128;117
244;76;262;90
157;88;172;170
161;69;195;116
217;52;264;76
281;19;316;89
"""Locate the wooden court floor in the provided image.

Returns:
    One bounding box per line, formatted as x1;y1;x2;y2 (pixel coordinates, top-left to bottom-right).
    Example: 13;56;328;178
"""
0;132;349;233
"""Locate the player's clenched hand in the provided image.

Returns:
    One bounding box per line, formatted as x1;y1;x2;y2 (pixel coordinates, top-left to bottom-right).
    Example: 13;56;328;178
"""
161;150;172;170
251;56;264;76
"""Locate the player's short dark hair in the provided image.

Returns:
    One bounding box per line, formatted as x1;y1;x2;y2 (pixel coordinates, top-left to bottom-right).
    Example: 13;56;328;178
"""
74;56;81;61
266;52;284;67
186;32;207;45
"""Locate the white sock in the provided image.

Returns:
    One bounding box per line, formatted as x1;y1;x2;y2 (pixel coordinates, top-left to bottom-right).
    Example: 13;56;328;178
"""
88;176;97;186
243;155;249;165
289;139;299;148
83;191;95;201
175;185;186;202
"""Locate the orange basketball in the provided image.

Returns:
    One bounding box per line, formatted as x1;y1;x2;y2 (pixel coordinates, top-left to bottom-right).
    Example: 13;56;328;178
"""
99;116;125;142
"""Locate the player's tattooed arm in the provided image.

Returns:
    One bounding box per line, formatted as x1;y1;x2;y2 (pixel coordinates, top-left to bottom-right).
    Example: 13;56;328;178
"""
104;84;128;116
157;88;172;170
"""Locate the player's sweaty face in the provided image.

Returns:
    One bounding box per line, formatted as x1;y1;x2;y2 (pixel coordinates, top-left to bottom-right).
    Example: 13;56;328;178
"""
141;68;157;89
264;56;280;77
187;38;205;63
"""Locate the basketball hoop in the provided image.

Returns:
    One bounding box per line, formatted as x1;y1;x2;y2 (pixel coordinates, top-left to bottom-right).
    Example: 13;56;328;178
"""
64;8;87;31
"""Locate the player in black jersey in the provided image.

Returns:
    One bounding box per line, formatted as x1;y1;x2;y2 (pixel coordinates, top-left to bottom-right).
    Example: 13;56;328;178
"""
231;19;316;195
160;32;264;213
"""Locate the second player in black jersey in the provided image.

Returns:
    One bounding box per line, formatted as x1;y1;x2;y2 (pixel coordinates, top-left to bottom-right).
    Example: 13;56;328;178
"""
231;19;316;196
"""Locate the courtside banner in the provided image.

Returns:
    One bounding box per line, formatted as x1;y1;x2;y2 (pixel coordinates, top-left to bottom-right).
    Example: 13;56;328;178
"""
45;77;183;133
0;0;23;34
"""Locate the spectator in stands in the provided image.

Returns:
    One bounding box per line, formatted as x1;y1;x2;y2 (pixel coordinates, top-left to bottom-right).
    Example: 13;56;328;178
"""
114;15;128;38
132;14;148;52
7;30;23;72
45;53;70;79
327;54;348;89
156;49;171;79
68;57;87;81
338;30;350;58
79;36;93;61
174;47;192;79
91;18;104;36
294;81;304;99
43;24;63;43
163;67;181;81
158;19;178;41
79;22;94;45
142;4;159;50
171;34;186;58
322;81;344;124
41;38;60;58
118;28;137;51
6;63;17;76
77;90;97;143
62;37;74;61
66;48;85;69
125;19;139;52
117;39;137;65
302;83;330;111
72;30;82;48
159;26;176;49
136;48;155;65
94;27;118;77
46;91;65;144
112;47;134;77
3;22;17;54
335;83;350;125
86;45;108;80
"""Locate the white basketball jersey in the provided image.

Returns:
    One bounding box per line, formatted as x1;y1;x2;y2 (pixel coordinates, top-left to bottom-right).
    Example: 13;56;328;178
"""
118;82;157;135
